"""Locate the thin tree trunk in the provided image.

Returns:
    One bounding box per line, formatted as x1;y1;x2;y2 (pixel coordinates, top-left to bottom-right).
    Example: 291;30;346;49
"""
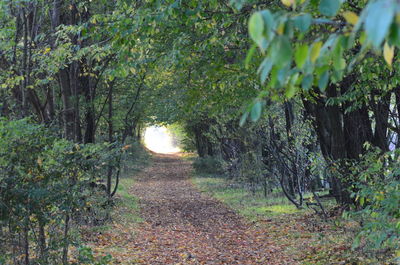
83;72;96;143
38;219;47;263
70;62;82;142
107;83;113;197
24;222;30;265
51;0;76;140
284;101;299;197
47;85;56;121
62;214;70;265
21;10;29;116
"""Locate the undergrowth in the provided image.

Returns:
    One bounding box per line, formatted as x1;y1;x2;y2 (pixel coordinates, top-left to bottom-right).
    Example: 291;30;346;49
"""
79;142;150;263
115;141;150;224
114;176;143;224
191;173;392;264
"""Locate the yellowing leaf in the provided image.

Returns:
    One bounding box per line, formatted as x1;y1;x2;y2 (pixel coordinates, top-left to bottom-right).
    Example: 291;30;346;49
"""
281;0;294;7
277;23;285;35
384;42;395;66
43;47;51;55
343;11;359;25
122;144;131;151
310;41;322;63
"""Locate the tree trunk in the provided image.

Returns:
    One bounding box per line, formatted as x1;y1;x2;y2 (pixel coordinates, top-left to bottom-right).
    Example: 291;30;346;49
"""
59;69;75;140
302;74;380;205
70;62;82;142
38;219;47;263
51;0;76;140
62;214;70;265
107;83;113;197
24;223;30;265
303;83;348;204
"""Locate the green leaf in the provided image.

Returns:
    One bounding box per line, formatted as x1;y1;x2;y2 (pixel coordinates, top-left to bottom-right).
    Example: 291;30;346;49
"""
261;10;274;41
284;19;294;38
331;69;344;83
310;41;322;63
271;36;292;68
319;0;341;17
278;66;290;85
333;42;345;70
285;85;297;98
251;101;262;122
249;12;265;48
293;14;312;33
359;196;365;206
388;23;400;47
318;71;329;91
295;44;309;69
239;111;249;127
245;44;257;69
230;0;245;10
321;34;338;55
302;74;313;90
258;58;273;84
365;0;395;48
270;66;279;88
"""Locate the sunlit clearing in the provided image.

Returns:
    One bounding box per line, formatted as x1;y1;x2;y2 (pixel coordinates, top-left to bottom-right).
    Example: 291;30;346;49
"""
144;126;180;154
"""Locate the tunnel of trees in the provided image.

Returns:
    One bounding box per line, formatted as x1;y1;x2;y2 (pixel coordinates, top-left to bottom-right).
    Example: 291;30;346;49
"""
0;0;400;263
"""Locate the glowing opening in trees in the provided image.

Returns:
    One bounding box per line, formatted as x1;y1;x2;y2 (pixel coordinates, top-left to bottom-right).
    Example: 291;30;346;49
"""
143;126;180;154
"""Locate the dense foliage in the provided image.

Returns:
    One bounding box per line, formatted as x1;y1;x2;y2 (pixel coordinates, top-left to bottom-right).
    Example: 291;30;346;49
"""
0;119;117;263
1;0;400;263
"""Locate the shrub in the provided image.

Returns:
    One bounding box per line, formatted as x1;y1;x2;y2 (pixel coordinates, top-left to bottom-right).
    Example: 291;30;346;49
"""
347;146;400;258
192;156;226;175
74;246;112;265
0;118;116;264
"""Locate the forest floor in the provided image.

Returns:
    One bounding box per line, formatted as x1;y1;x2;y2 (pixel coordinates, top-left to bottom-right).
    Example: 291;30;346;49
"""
84;153;371;264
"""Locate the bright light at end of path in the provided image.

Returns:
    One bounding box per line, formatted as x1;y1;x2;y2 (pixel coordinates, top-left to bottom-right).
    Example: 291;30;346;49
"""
144;126;181;154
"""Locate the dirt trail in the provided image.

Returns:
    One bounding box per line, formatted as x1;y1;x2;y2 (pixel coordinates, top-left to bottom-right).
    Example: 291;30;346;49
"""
126;153;294;264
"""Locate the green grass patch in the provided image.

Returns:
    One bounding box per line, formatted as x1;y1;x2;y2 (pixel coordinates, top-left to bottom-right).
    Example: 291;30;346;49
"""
191;174;384;264
115;142;150;223
113;143;151;224
115;176;143;223
192;175;306;221
106;142;150;225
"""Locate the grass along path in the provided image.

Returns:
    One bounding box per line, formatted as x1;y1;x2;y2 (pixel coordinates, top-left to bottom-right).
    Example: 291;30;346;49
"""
191;175;376;264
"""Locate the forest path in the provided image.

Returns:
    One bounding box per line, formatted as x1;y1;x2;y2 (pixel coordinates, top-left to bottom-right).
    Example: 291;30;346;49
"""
90;153;295;264
128;153;294;265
